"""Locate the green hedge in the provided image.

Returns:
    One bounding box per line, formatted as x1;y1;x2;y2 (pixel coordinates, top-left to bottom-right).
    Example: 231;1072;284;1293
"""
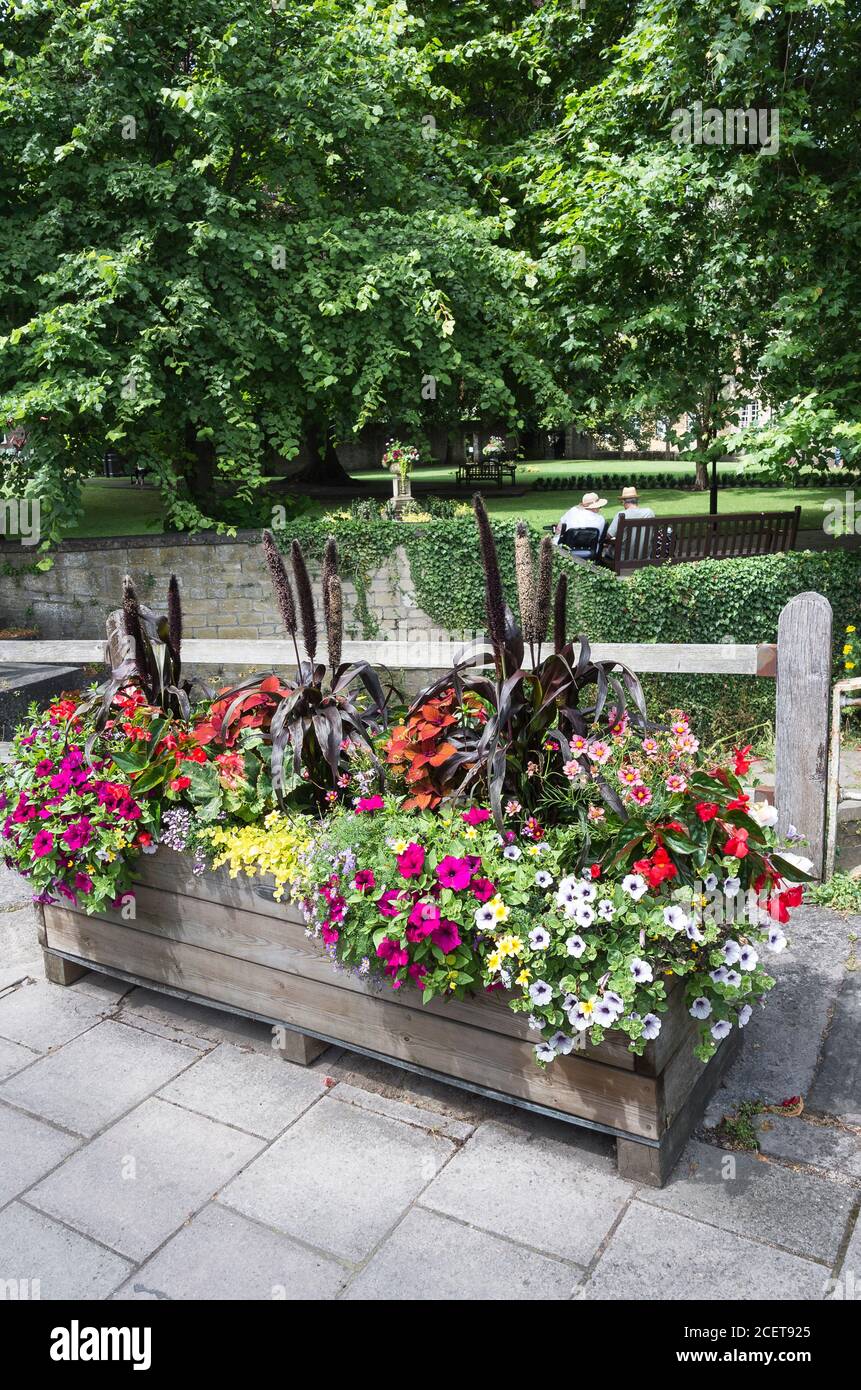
276;519;859;745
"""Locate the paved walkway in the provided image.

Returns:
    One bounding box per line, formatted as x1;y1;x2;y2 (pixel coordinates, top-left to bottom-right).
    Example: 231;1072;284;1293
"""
1;864;859;1301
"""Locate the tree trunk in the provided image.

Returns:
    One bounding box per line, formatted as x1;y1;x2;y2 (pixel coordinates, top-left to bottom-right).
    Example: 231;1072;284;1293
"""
294;423;356;488
184;424;216;505
694;456;709;490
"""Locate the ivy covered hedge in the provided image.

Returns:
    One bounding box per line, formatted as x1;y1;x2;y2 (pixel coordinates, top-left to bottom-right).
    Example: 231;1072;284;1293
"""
276;518;858;745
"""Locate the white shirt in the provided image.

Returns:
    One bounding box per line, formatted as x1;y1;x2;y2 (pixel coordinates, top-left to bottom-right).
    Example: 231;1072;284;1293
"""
556;505;605;541
606;505;655;539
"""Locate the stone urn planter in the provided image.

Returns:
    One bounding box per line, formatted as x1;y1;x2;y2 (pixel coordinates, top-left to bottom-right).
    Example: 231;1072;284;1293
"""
390;470;413;514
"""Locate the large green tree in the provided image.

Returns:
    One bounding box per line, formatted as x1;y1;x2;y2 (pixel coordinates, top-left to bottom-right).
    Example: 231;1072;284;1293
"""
0;0;564;539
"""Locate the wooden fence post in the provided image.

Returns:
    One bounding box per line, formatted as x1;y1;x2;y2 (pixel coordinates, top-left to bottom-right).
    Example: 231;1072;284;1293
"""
775;592;833;878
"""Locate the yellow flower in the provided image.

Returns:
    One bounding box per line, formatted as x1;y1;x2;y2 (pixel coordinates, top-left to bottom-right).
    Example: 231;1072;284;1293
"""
463;826;477;840
847;625;856;633
848;662;857;671
489;895;510;922
498;934;523;958
527;845;541;857
390;838;409;854
104;851;116;863
844;644;853;655
581;998;595;1018
486;950;502;972
515;968;531;986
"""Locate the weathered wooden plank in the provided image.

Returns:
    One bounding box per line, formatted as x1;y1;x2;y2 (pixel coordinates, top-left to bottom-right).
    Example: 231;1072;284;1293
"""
43;910;661;1137
775;592;833;878
42;948;88;987
0;637;764;676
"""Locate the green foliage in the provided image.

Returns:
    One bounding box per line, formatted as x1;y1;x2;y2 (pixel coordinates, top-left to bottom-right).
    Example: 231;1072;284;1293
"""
810;873;861;916
716;1101;765;1152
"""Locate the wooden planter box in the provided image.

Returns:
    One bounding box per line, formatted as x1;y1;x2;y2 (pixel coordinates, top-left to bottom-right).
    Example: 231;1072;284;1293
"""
38;849;740;1186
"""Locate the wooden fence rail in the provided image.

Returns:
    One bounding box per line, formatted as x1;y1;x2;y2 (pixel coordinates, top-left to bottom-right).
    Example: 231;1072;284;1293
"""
0;591;833;874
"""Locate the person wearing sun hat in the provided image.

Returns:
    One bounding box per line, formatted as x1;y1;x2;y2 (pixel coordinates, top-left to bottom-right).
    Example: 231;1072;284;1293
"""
554;491;608;560
606;485;655;540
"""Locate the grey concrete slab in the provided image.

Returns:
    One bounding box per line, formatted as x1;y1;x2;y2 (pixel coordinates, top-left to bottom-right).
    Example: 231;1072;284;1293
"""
0;1034;38;1081
0;906;41;975
158;1042;326;1138
331;1082;475;1143
220;1094;454;1262
113;1203;347;1301
639;1140;854;1264
806;972;861;1125
704;906;853;1125
27;1097;264;1262
345;1205;579;1301
582;1202;828;1301
0;1019;198;1136
69;972;135;1004
834;1209;861;1292
0;979;108;1052
0;864;30;909
0;1102;81;1205
116;986;282;1054
422;1120;632;1265
0;1201;131;1300
754;1114;861;1178
0;957;41;994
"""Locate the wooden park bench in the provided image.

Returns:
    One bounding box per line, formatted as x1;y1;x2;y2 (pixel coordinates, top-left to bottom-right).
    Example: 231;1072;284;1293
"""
610;506;801;575
455;458;517;487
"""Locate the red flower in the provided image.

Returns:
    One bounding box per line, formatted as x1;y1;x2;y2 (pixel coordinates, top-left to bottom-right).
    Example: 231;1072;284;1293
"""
136;831;153;848
353;869;376;892
589;863;601;879
170;776;191;792
396;842;426;879
723;827;750;859
733;744;754;776
695;801;719;822
726;794;750;811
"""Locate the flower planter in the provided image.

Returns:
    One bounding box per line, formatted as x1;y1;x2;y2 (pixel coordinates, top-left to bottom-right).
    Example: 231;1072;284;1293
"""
37;848;740;1186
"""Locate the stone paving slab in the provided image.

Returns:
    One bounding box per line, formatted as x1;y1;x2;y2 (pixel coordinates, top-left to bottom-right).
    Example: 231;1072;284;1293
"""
639;1139;855;1265
835;1209;861;1287
806;972;861;1125
754;1114;861;1179
0;864;31;910
158;1042;327;1139
331;1081;475;1143
0;978;108;1053
112;1203;347;1301
0;1101;81;1206
27;1096;264;1262
344;1204;580;1301
581;1201;829;1301
422;1119;632;1265
0;1019;199;1136
219;1094;454;1263
0;1034;39;1082
0;1201;132;1300
703;906;853;1125
115;985;287;1054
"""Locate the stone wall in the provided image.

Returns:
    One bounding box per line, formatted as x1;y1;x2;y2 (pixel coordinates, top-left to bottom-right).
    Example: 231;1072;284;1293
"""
0;531;436;646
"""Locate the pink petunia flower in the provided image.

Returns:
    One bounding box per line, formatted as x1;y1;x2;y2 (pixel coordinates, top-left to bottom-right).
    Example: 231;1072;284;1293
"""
431;919;462;953
354;869;376;892
435;856;473;891
32;829;54;858
355;795;385;814
376;889;403;918
461;806;491;826
396;842;425;879
62;817;92;850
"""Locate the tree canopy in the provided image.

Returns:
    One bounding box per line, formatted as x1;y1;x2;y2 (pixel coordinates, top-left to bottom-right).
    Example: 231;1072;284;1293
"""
1;0;859;539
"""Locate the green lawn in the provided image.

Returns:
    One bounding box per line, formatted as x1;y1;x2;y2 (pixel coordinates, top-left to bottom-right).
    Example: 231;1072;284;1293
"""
66;473;830;539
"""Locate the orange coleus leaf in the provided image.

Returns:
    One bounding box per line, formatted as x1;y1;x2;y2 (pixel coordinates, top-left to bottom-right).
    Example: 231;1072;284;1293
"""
427;742;456;766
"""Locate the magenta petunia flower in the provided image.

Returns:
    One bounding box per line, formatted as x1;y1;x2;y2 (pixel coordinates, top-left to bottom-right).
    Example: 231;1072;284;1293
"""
48;771;72;794
376;889;403;918
354;869;376;892
73;871;93;892
320;921;339;946
471;876;496;902
435;856;473;891
34;759;54;777
431;918;462;953
32;829;54;858
406;899;440;942
62;818;92;851
396;842;425;879
462;807;491;826
116;797;142;821
355;795;384;814
376;937;409;976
